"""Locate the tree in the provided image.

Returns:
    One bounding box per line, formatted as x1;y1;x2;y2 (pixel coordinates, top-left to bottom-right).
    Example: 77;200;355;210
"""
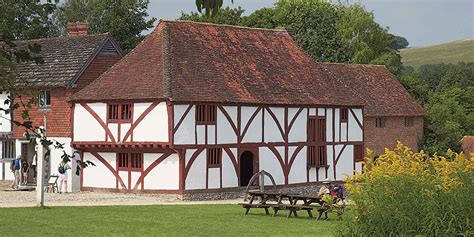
0;0;60;41
54;0;156;53
389;34;409;50
181;7;245;25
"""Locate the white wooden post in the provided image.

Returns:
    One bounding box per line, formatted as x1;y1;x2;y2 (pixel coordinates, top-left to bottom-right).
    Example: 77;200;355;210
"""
36;138;45;207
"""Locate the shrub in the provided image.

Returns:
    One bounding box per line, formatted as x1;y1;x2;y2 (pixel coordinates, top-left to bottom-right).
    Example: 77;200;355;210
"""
340;142;474;236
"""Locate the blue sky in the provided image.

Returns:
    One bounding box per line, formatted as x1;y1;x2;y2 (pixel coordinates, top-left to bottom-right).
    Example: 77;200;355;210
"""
147;0;473;47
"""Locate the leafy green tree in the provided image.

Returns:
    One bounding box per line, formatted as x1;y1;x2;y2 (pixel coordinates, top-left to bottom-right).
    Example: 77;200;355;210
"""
0;0;59;41
398;73;429;105
54;0;156;53
389;34;409;50
181;7;245;25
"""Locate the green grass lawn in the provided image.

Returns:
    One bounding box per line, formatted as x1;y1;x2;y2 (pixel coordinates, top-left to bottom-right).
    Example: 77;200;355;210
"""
0;204;346;236
400;38;474;68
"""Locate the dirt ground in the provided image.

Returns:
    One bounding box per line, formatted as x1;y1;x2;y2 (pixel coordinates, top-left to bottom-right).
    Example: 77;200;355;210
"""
0;181;240;208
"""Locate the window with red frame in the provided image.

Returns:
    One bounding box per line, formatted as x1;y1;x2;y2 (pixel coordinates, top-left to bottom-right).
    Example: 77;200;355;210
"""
308;145;327;167
207;148;222;167
108;104;132;123
354;145;364;162
340;108;348;122
196;105;217;125
117;152;143;171
308;117;326;142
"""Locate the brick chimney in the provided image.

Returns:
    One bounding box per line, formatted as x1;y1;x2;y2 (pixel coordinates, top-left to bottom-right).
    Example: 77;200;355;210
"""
67;22;89;36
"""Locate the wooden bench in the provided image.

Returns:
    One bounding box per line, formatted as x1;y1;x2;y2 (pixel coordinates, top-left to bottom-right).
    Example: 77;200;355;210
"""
272;204;314;218
238;203;278;215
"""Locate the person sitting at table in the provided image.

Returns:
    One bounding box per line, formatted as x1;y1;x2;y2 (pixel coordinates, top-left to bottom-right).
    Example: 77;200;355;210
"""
317;179;332;198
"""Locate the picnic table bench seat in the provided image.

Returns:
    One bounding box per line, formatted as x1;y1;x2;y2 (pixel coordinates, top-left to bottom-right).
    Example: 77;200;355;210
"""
272;204;314;218
238;203;279;215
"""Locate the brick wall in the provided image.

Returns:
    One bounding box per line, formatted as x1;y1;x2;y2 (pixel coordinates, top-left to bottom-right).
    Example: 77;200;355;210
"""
365;116;424;156
12;55;121;139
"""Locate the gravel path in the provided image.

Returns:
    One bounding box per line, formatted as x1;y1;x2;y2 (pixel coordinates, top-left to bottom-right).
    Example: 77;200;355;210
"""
0;182;240;208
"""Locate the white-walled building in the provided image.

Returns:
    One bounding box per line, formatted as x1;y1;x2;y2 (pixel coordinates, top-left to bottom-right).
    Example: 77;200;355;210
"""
68;20;365;194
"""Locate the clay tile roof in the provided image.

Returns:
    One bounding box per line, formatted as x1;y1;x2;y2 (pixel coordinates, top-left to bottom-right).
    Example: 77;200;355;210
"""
318;63;426;117
69;20;364;107
14;34;111;87
460;136;474;155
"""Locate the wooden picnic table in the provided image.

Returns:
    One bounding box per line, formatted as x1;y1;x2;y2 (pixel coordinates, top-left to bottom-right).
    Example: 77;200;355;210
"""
240;191;315;218
287;194;323;206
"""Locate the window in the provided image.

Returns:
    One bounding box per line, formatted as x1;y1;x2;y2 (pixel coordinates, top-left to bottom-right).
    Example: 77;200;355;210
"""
39;91;51;108
375;117;385;128
340;108;348;122
1;140;15;159
354;145;364;162
117;152;143;171
405;117;414;127
308;117;326;142
108;103;132;123
308;146;327;167
207;148;222;167
196;105;216;125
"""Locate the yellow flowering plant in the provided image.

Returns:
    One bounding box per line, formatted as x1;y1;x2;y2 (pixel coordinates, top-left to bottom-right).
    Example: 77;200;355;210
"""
340;142;473;236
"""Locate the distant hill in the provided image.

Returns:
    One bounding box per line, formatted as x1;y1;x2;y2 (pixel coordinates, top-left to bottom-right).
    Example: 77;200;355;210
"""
400;39;474;68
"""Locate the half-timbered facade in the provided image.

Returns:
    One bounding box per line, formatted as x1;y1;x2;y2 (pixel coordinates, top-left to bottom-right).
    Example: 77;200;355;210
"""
68;20;366;194
0;23;123;190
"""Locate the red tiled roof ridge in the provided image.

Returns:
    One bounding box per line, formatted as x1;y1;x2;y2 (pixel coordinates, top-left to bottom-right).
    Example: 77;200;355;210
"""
158;19;289;33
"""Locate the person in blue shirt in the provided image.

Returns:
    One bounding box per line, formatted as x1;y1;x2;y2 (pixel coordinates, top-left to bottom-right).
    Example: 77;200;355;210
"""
10;155;22;189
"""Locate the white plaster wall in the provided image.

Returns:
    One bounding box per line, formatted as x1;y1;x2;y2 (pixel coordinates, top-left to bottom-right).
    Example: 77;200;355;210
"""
217;106;237;144
144;153;179;190
121;123;131;142
0;92;11;133
185;149;206;190
326;108;333;142
74;103;106;141
133;102;152;119
288;108;306;142
348;108;363;141
355;162;363;173
334;108;340;142
309;167;317;182
133;102;168;142
119;171;128;189
340;122;347;142
1;163;15;180
336;145;354;180
108;123;118;142
317;108;325;116
241;107;262;143
259;146;284;185
174;105;195;144
288;146;306;184
82;152;116;189
207;125;216;144
326;145;334;181
131;172;141;190
196;125;205;145
222;150;238;188
208;168;220;189
309;108;316;116
264;108;284;143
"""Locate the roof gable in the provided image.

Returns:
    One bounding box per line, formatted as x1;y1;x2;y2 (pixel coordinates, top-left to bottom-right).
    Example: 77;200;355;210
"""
15;34;121;87
70;20;363;107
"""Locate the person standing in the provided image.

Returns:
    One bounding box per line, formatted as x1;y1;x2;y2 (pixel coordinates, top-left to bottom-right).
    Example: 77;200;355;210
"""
31;152;37;183
58;160;71;194
21;159;30;185
10;155;21;189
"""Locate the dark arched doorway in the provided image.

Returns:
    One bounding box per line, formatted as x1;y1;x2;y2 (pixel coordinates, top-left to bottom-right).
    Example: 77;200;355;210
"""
240;151;254;187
